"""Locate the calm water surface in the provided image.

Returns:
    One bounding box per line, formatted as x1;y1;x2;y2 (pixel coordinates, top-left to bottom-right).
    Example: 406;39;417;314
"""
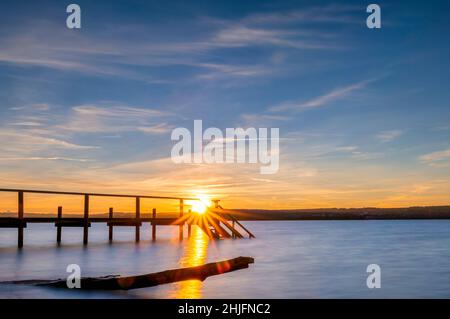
0;220;449;298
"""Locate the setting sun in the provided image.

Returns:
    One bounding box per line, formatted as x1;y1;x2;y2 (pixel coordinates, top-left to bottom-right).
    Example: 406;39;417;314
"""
189;196;212;215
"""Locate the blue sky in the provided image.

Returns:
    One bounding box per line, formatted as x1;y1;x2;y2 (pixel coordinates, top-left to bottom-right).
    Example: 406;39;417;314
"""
0;0;449;208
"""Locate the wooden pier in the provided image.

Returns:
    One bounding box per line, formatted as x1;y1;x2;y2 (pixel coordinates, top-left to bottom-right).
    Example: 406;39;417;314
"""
0;188;254;248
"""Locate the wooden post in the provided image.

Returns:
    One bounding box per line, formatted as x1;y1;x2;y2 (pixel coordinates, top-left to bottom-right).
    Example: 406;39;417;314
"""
108;207;113;242
152;208;156;242
83;194;89;245
179;199;184;241
135;197;140;242
56;206;62;244
18;191;24;248
187;209;192;238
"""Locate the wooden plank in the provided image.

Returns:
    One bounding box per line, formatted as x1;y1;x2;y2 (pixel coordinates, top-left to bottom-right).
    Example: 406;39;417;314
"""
151;218;183;225
107;221;142;227
0;219;27;228
55;221;91;227
17;217;180;223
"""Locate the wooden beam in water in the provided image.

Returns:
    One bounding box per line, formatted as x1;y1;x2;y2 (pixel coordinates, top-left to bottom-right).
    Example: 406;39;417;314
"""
18;256;255;290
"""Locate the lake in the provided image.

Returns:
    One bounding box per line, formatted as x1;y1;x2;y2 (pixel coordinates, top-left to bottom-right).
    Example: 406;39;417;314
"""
0;220;449;298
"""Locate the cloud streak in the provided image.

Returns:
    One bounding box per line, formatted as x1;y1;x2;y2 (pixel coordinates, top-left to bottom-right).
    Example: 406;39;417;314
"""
376;130;403;143
419;148;450;166
269;80;371;112
59;105;173;133
0;4;356;82
0;130;98;150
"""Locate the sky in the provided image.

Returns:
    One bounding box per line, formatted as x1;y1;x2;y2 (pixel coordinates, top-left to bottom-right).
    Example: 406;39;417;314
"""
0;0;450;211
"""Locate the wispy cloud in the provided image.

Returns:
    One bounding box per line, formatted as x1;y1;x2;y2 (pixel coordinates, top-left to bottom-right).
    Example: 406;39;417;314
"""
0;128;98;168
195;63;272;80
419;148;450;167
0;157;91;162
241;4;361;25
137;123;174;134
72;105;168;118
59;105;173;133
10;121;43;127
269;80;371;112
0;130;98;150
376;130;403;143
432;125;450;131
9;103;50;111
0;4;356;82
212;25;330;50
241;113;290;126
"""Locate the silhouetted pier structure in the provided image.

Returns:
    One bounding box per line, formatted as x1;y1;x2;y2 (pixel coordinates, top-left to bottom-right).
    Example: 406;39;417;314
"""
0;188;254;248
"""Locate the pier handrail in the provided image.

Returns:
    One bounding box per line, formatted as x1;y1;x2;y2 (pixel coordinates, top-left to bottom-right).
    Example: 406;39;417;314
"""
226;213;256;238
0;188;200;201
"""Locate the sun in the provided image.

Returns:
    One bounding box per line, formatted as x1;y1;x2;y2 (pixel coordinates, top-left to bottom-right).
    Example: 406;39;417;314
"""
189;195;212;215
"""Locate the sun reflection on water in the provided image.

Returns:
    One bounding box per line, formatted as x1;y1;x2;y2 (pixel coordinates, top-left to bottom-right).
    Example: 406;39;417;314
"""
171;225;209;298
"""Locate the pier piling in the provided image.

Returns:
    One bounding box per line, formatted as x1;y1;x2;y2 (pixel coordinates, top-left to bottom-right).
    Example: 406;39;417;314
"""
135;197;141;242
179;199;184;241
187;209;192;238
152;208;156;241
83;194;89;245
56;206;62;244
108;207;113;242
18;191;24;248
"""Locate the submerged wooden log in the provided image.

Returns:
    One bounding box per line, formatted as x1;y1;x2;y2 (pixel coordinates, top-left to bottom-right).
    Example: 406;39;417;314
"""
5;256;254;290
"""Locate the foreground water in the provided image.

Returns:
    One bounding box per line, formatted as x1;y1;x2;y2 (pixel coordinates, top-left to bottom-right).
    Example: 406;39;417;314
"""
0;220;449;298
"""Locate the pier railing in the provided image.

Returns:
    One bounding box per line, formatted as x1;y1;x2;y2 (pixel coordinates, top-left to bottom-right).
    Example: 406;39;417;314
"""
226;213;256;238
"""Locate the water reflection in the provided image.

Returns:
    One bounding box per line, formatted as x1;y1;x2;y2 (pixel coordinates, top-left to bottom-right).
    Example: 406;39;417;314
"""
171;226;209;298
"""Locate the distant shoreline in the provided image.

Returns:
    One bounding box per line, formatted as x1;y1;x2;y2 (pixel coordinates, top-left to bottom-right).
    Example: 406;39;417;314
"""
222;206;450;221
